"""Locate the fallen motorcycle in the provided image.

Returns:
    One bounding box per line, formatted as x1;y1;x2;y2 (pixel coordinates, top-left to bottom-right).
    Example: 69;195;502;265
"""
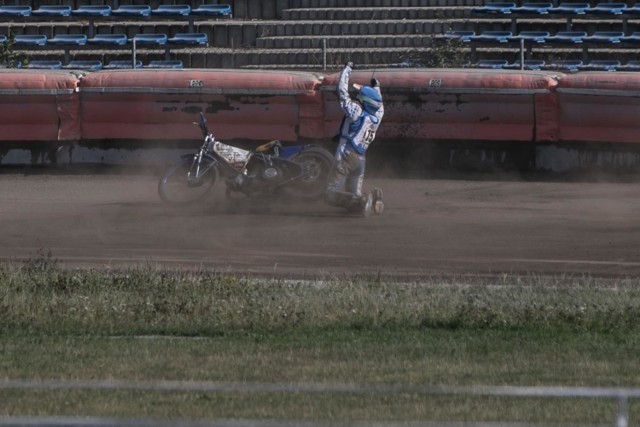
158;113;334;206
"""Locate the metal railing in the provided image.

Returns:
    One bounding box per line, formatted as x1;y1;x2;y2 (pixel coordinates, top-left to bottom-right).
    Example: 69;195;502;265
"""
1;379;638;426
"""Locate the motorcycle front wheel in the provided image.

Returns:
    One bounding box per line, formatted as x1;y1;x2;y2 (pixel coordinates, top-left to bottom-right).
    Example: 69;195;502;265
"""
282;147;333;200
158;156;219;206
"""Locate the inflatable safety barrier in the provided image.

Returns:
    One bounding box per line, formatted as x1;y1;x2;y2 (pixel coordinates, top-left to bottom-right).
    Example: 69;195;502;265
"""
1;68;640;149
555;72;640;144
0;70;79;142
78;69;324;142
321;69;559;143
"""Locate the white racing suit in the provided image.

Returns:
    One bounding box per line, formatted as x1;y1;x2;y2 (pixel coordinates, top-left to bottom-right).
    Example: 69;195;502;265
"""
324;64;384;210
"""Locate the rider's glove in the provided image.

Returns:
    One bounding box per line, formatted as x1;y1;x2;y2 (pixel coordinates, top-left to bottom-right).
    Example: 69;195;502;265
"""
370;78;380;87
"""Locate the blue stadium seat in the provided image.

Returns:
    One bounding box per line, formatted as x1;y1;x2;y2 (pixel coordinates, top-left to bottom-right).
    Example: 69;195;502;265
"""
112;5;151;17
588;3;627;14
435;31;476;42
547;31;587;43
625;3;640;14
27;60;62;69
617;60;640;71
192;4;232;17
504;59;546;70
550;3;590;14
0;5;31;17
509;31;550;43
473;31;512;43
513;2;553;14
88;34;128;46
621;32;640;42
473;59;510;69
47;34;88;46
32;5;72;17
63;60;103;71
145;60;184;69
104;60;143;69
168;33;208;45
544;60;583;71
152;5;191;17
583;32;624;43
14;35;47;46
0;35;6;44
472;2;516;14
580;60;620;71
72;5;111;17
132;34;168;45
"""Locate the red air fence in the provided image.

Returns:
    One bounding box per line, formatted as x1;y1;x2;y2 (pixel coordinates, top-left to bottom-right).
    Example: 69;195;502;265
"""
0;70;79;142
553;72;640;144
78;69;323;142
320;68;559;143
0;68;639;147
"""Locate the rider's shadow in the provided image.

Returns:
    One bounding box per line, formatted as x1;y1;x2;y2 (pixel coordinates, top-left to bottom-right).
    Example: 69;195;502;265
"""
210;197;346;218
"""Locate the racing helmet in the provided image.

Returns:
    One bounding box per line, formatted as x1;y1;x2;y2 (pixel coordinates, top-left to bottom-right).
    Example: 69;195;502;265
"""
353;83;382;114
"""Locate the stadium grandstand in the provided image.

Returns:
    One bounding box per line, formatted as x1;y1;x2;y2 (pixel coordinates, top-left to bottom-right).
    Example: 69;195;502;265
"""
0;0;639;70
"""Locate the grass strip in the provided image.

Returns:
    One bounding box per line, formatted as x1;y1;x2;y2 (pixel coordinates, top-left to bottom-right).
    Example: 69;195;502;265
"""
0;389;632;424
2;254;640;336
2;254;640;423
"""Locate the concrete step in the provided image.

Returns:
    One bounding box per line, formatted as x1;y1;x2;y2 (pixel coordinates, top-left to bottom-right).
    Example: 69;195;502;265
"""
1;19;476;48
22;43;635;70
282;6;474;20
288;0;484;7
3;0;485;18
262;18;627;38
23;45;433;69
256;34;434;49
4;17;630;50
198;46;432;68
266;19;470;37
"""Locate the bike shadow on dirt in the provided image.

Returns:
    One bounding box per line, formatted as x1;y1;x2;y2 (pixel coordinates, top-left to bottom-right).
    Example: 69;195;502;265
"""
217;198;353;218
154;192;348;218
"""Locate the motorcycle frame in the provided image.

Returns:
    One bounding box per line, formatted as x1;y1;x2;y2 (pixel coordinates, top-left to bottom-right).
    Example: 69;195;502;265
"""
184;112;317;190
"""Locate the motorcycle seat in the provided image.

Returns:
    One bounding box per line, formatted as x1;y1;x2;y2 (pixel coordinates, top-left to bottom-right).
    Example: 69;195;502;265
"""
255;140;281;153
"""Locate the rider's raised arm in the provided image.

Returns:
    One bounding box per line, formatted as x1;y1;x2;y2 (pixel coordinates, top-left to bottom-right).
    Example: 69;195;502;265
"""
338;62;363;120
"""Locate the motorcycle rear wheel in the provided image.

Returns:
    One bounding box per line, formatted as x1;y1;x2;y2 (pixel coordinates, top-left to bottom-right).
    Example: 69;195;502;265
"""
158;157;219;206
282;147;333;200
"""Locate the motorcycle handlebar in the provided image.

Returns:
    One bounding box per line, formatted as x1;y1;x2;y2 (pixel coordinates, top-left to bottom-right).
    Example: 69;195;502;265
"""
195;112;209;137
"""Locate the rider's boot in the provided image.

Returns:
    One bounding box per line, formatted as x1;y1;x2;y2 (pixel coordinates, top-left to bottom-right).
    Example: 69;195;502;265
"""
345;193;372;217
371;187;384;215
360;192;374;217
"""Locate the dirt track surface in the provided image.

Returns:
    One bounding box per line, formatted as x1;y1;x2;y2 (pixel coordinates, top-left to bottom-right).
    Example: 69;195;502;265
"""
1;172;639;278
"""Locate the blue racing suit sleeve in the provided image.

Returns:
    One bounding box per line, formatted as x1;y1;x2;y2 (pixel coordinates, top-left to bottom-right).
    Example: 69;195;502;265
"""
337;64;363;122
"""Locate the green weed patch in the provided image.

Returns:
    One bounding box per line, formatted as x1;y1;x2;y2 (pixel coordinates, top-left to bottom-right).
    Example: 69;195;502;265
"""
2;254;640;336
2;255;640;424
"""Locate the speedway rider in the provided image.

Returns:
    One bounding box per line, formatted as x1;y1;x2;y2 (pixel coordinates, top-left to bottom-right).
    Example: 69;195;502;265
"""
324;61;384;216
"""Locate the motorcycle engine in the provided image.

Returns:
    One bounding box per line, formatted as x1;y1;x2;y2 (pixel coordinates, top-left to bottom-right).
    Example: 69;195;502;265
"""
262;166;280;181
228;161;286;195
